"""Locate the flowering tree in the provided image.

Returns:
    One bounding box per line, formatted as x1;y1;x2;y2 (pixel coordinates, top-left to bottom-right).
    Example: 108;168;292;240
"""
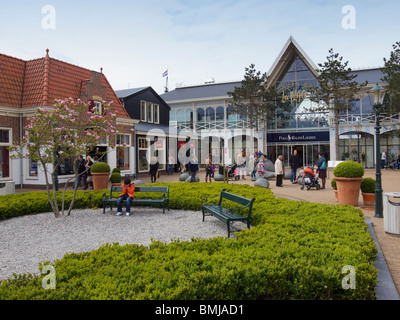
10;98;119;217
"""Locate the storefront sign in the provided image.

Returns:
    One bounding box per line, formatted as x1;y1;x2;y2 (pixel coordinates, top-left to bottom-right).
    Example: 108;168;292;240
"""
282;89;307;104
267;131;329;143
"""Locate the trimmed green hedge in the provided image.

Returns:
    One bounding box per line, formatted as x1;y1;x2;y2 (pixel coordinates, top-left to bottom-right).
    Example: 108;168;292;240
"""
0;183;377;300
333;161;364;178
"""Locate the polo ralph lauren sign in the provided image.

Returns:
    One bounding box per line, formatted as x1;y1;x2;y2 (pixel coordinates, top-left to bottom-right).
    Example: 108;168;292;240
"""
267;131;329;143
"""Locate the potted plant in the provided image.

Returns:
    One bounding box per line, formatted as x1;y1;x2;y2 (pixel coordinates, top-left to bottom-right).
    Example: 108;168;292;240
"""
331;178;338;202
110;172;122;186
90;162;111;190
360;177;376;206
333;161;364;206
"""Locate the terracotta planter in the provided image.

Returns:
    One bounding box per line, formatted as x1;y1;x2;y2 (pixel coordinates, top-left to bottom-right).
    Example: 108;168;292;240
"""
92;172;110;190
335;177;362;206
334;189;339;202
361;192;375;206
112;182;122;187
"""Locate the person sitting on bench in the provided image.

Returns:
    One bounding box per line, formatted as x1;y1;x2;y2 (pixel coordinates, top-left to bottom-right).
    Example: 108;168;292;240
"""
116;178;135;216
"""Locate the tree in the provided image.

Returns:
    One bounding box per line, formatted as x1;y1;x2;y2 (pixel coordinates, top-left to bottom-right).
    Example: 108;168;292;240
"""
381;41;400;115
308;49;367;160
227;64;278;156
10;98;119;218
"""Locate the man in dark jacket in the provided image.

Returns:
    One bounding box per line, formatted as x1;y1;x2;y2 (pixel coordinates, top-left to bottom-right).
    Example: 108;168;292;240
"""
188;154;199;182
289;149;300;184
75;155;87;189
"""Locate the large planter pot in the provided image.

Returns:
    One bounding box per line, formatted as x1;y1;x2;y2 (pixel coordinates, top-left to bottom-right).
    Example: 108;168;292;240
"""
361;192;375;206
334;190;339;202
335;177;362;206
92;172;110;190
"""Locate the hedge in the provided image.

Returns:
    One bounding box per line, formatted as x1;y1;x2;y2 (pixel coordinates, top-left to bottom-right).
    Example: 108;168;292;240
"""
0;182;377;300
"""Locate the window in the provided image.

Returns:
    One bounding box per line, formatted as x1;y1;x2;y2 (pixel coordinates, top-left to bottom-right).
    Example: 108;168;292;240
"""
138;137;149;172
154;104;159;124
0;129;11;179
94;101;102;114
116;134;131;171
140;101;147;121
29;157;38;177
148;102;153;123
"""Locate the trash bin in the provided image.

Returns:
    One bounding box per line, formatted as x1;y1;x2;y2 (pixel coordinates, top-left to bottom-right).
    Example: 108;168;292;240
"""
383;192;400;234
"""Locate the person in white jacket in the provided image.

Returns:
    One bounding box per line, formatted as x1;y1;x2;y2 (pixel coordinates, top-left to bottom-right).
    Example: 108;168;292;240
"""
275;155;284;187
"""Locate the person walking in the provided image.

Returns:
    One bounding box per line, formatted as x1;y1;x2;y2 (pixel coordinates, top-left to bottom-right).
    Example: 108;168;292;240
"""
167;153;174;175
275;155;284;187
116;178;135;216
205;155;213;183
84;155;94;190
75;155;86;189
189;154;199;182
289;149;300;184
316;152;327;189
381;151;387;169
236;149;246;179
149;156;159;183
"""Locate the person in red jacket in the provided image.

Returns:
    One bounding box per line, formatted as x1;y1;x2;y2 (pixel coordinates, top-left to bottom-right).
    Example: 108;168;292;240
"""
116;178;135;216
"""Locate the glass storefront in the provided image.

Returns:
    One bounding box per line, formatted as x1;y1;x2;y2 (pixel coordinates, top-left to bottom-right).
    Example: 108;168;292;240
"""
338;132;374;168
267;144;330;168
266;54;330;166
382;130;400;163
338;130;400;168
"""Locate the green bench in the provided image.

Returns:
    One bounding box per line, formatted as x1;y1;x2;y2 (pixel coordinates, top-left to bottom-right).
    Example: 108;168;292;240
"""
103;185;170;214
202;189;255;238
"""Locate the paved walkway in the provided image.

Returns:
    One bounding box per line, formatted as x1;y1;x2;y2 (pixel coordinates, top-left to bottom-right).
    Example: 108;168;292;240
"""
16;167;400;296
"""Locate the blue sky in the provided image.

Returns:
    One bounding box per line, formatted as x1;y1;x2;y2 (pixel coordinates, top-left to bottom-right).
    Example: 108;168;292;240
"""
1;0;400;94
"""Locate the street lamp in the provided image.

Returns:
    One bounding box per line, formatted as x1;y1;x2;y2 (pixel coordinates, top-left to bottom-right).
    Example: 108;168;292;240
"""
368;83;387;218
355;120;361;163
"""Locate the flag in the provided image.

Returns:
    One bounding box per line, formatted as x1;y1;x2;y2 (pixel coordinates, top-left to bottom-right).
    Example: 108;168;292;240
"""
162;70;168;77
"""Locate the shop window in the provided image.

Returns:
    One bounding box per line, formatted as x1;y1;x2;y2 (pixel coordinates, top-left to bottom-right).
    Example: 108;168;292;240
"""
116;134;130;171
0;129;11;179
138;137;149;172
29;157;38;177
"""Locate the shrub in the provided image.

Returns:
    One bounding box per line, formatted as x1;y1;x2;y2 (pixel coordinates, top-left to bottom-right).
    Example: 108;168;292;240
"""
361;177;376;193
110;172;122;183
333;161;364;178
0;183;378;300
331;178;337;190
112;167;121;174
90;162;110;173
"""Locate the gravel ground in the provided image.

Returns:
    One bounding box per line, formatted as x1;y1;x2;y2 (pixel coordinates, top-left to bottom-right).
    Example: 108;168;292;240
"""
0;208;229;280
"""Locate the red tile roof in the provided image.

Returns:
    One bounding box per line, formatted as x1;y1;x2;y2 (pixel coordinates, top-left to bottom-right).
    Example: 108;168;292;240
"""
0;50;130;119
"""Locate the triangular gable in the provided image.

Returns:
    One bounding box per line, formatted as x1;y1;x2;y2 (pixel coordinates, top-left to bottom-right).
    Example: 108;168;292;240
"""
266;36;318;88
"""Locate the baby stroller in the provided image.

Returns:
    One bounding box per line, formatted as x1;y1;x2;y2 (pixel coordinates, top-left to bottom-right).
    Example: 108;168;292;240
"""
300;167;320;191
224;164;240;181
228;164;240;181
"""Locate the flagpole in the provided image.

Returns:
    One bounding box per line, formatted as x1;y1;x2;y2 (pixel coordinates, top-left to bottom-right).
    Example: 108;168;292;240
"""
164;69;169;93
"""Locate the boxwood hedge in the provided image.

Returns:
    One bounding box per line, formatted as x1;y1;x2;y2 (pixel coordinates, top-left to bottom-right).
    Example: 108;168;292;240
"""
0;182;377;300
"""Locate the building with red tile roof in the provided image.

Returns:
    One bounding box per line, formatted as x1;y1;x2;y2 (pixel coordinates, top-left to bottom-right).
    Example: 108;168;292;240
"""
0;49;137;189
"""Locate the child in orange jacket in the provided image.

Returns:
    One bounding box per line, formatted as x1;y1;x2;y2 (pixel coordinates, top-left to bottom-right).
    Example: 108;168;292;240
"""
116;178;135;216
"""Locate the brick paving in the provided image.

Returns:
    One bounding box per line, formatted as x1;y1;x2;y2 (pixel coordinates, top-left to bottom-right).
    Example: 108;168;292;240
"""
15;167;400;295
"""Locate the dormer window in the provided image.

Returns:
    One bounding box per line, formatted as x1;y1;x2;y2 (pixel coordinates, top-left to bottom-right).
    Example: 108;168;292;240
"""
94;101;102;114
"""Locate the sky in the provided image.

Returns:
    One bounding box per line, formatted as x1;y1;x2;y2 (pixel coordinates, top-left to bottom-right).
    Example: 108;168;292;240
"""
1;0;400;95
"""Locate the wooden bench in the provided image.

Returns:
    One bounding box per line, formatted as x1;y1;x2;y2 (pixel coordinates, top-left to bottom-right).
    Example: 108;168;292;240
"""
202;189;255;238
103;185;170;214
